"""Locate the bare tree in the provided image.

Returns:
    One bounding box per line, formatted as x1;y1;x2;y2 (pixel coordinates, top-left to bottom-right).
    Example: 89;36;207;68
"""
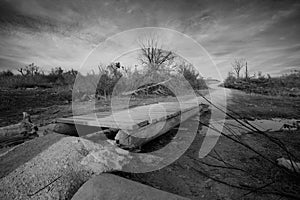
17;63;40;76
139;35;175;71
17;68;26;76
231;58;246;79
245;61;249;80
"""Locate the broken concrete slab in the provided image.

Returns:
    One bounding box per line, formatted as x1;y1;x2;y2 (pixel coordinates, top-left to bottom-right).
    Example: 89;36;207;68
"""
72;173;190;200
0;133;65;179
0;137;132;200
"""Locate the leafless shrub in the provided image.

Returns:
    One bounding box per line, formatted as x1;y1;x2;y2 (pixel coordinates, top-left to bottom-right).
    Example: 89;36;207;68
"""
17;63;41;76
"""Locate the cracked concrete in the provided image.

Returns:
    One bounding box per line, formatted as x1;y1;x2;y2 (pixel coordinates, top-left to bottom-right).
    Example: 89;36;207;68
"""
0;136;132;200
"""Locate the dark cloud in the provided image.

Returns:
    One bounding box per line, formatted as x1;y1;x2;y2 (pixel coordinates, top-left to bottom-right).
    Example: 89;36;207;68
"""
0;0;299;76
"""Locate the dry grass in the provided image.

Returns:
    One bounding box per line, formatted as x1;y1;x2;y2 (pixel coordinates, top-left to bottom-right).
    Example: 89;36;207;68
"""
227;89;300;119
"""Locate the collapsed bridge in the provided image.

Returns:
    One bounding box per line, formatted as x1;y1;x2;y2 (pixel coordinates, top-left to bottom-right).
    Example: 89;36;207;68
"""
56;99;206;150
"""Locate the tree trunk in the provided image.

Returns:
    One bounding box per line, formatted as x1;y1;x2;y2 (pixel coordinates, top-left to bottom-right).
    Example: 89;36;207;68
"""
245;62;248;80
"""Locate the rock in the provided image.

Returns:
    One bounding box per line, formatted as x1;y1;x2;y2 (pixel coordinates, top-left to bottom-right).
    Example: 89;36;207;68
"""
204;178;213;189
36;124;57;136
53;123;78;136
80;94;89;101
277;157;300;173
72;173;190;200
80;145;132;174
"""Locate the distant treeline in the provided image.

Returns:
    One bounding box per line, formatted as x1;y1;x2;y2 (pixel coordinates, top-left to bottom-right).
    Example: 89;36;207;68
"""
0;62;207;99
223;70;300;97
0;63;77;89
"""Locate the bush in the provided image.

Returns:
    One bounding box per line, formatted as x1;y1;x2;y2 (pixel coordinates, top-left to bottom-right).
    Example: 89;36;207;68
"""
223;70;300;97
176;62;207;90
223;72;236;88
0;75;52;89
0;66;78;89
0;70;14;77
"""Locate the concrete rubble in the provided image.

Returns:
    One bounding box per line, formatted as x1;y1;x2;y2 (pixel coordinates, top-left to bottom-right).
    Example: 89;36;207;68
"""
0;136;132;200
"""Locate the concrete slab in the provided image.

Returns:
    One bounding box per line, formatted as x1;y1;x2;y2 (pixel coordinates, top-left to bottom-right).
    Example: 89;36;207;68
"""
72;173;190;200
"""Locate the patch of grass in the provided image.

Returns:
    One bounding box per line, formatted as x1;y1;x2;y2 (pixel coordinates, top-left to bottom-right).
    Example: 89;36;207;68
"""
227;90;300;119
0;87;72;126
0;75;72;89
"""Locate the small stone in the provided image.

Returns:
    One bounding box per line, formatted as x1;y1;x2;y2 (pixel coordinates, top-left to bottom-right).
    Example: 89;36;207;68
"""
115;147;129;155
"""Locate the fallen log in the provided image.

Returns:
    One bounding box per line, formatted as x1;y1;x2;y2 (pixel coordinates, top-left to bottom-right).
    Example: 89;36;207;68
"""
0;112;38;138
0;134;36;148
0;112;38;148
121;78;172;96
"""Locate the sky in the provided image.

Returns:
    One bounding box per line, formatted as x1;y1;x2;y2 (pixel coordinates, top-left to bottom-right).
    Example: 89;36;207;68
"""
0;0;299;79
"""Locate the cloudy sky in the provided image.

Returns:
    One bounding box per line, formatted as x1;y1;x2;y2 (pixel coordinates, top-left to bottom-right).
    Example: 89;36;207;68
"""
0;0;299;78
